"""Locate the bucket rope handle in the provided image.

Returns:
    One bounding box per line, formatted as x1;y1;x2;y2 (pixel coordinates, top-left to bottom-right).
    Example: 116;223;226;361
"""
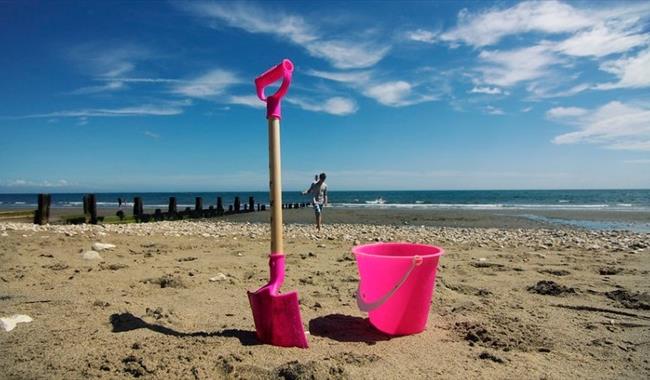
356;255;423;312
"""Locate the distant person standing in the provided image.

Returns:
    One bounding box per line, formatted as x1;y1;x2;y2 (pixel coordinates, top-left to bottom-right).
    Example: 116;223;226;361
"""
117;197;123;208
303;173;328;231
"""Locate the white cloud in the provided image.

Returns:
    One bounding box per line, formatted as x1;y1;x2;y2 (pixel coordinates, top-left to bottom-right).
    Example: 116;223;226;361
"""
441;1;650;48
521;106;533;113
180;2;389;69
68;43;149;78
286;96;358;116
5;104;185;119
68;81;125;95
306;69;372;85
485;105;505;115
550;101;650;151
406;29;438;43
362;81;439;107
144;131;160;139
105;77;181;83
546;106;588;119
441;1;594;47
554;24;650;58
3;179;70;188
305;40;390;70
173;69;241;98
477;45;559;87
596;48;650;90
526;82;591;99
228;95;265;109
363;81;410;106
183;1;316;44
469;86;503;95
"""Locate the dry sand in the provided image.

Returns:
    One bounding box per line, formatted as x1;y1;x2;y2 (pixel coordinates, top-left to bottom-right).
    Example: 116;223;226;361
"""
0;218;649;379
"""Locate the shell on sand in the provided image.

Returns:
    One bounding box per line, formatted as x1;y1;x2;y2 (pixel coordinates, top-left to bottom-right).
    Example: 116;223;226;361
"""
92;242;116;251
81;250;103;260
209;273;228;282
1;314;33;332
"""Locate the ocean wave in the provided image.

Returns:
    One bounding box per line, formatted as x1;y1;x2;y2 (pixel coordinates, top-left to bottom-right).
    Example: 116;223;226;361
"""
329;203;649;211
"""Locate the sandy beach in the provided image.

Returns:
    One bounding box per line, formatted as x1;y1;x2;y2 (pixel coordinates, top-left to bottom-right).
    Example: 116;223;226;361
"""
1;215;648;379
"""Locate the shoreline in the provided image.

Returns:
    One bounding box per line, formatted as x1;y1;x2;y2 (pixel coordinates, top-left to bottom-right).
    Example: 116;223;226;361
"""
2;206;648;232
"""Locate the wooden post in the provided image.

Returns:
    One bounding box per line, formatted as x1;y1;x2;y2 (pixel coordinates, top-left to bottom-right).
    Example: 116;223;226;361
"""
34;193;50;225
83;194;90;223
249;196;255;212
154;208;162;221
88;194;97;224
216;197;224;216
234;196;241;213
228;205;233;213
168;197;177;215
133;197;143;220
261;204;266;211
195;197;203;218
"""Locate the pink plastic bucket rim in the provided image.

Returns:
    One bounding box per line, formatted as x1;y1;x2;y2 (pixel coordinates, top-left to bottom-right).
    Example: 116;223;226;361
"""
353;242;444;259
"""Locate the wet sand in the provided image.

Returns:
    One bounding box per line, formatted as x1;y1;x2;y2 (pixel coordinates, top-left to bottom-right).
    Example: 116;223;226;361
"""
3;205;650;230
0;219;649;379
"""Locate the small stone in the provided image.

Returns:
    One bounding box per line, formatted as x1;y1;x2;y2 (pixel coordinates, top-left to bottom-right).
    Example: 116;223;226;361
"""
209;273;228;282
82;250;103;260
92;242;116;251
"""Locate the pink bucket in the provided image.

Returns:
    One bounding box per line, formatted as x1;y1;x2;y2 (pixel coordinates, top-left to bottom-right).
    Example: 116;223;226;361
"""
353;242;444;336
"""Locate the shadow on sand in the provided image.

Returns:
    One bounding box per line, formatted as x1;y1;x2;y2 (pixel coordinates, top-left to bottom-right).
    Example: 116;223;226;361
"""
308;313;390;345
109;312;260;346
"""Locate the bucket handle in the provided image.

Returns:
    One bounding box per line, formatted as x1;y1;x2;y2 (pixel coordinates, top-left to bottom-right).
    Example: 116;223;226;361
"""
356;255;423;312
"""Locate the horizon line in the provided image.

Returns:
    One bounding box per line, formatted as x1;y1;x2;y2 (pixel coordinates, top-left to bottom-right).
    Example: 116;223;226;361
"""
1;187;649;195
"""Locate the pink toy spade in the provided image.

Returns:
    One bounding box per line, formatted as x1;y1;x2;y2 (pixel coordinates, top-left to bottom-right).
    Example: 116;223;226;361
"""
247;59;308;348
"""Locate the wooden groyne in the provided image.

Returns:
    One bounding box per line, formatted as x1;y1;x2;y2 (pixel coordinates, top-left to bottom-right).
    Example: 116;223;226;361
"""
32;193;309;225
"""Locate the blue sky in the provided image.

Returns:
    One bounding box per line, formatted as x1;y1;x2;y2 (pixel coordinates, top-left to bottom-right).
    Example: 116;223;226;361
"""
1;0;649;192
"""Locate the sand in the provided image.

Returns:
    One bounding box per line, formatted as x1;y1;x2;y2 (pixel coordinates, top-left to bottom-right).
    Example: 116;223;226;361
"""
0;217;649;379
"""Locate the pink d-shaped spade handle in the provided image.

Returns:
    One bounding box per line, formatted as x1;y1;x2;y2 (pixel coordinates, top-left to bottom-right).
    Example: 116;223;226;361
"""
255;59;293;119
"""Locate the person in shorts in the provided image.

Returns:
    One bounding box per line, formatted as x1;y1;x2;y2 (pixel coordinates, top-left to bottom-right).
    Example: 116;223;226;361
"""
303;172;328;231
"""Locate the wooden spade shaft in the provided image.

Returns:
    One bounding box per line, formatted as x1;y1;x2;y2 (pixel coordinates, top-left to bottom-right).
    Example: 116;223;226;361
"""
268;117;283;254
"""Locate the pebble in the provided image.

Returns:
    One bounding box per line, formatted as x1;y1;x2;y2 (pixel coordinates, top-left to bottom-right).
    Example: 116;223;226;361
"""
0;221;646;253
82;250;103;260
92;242;116;251
209;273;228;282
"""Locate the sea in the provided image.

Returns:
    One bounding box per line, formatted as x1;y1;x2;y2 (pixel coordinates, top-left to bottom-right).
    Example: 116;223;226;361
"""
1;190;649;232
